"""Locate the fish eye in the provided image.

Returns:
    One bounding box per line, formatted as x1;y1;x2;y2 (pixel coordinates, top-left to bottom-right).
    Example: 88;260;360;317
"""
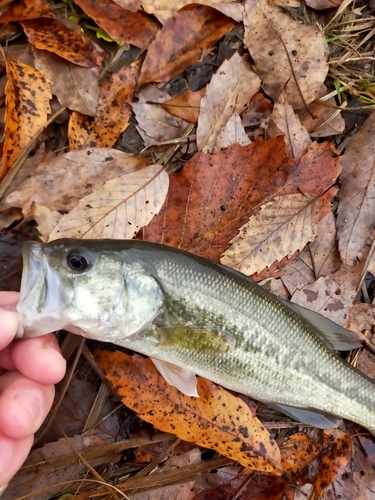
67;252;90;272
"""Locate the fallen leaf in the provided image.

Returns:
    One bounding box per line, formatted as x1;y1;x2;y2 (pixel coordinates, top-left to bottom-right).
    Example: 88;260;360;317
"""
309;210;340;277
161;88;205;123
69;61;139;149
280;432;321;474
0;58;51;181
33;48;100;115
314;430;352;497
113;0;244;23
0;149;149;218
75;0;160;49
337;110;375;266
0;0;55;22
94;350;283;474
244;0;328;108
132;84;189;147
346;302;375;336
220;190;333;275
4;435;121;500
268;89;311;159
141;140;341;264
241;92;273;128
291;264;363;328
197;52;260;153
48;163;169;240
306;0;343;8
139;4;235;86
21;18;98;68
214;111;251;151
299;95;345;137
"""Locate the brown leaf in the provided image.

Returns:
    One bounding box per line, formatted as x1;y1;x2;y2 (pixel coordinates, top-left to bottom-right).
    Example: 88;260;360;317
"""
141;140;341;263
48;163;169;241
0;149;149;218
161;88;205;123
33;48;100;115
299;95;345;137
21;18;98;68
75;0;160;49
132;84;189;147
221;190;335;275
244;0;328;108
0;58;51;181
197;52;260;153
268;89;311;159
0;0;55;22
69;61;140;149
113;0;244;23
337;110;375;265
94;350;283;474
139;4;235;86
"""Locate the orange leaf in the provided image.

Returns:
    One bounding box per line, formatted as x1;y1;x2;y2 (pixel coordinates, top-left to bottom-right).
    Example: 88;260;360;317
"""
75;0;160;49
280;432;321;474
314;429;352;496
21;18;98;68
161;88;205;123
0;0;55;22
0;58;51;182
139;4;235;86
94;350;283;474
69;60;140;149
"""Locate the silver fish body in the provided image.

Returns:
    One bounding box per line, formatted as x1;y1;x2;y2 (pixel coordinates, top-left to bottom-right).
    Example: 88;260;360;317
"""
17;239;375;434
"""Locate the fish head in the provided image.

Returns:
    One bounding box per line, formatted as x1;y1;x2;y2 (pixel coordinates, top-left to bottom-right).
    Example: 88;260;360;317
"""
17;239;165;342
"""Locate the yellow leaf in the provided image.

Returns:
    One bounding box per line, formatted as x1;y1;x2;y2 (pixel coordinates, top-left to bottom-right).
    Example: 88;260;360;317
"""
1;58;51;181
94;350;283;474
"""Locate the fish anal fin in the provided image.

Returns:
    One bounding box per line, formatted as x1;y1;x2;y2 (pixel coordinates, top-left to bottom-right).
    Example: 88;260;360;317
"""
268;402;341;429
150;357;199;397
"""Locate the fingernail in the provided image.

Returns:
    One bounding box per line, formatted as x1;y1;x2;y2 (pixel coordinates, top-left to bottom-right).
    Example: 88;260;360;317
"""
0;440;13;482
13;390;43;422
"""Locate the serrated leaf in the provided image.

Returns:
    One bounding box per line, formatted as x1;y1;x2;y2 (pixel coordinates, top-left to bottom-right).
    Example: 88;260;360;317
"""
48;164;169;240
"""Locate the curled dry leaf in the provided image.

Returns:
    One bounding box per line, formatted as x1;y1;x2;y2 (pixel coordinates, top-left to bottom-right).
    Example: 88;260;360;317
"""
244;0;328;108
197;52;260;153
113;0;244;23
21;18;98;68
132;84;189;147
268;89;311;159
161;88;205;123
221;190;332;275
33;48;100;116
69;61;140;149
94;350;283;474
337;110;375;266
75;0;160;49
48;163;169;241
0;58;52;181
214;111;251;151
139;4;235;86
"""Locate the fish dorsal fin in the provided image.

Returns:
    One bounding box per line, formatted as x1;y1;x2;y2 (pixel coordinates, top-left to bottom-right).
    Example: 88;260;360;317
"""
282;299;363;351
150;357;199;397
268;403;341;429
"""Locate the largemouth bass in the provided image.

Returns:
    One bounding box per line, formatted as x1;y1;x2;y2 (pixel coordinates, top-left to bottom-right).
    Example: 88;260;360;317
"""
16;239;375;434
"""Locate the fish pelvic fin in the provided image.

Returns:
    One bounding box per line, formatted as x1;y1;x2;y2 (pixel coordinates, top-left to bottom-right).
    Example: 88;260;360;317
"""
150;357;199;397
268;403;342;429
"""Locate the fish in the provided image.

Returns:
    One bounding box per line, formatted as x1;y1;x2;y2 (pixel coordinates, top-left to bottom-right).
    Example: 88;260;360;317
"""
16;238;375;435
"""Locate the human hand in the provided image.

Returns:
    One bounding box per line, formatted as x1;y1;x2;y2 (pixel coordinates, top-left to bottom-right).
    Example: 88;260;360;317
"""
0;291;66;487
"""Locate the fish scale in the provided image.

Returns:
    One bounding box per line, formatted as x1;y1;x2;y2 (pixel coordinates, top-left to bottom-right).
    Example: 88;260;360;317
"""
16;238;375;435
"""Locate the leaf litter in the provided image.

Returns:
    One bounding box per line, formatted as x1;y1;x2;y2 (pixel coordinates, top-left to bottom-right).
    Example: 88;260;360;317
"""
0;0;375;499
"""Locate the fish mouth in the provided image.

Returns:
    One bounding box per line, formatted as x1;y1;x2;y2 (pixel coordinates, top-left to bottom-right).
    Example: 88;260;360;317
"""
17;242;69;338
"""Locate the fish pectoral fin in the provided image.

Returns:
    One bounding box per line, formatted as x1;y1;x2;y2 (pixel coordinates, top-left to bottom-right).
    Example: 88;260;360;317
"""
150;357;199;397
284;299;363;351
268;403;341;429
155;326;232;354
